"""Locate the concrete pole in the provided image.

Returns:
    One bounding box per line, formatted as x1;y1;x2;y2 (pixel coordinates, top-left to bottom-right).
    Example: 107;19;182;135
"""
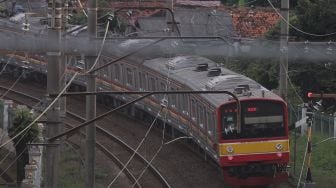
279;0;289;100
86;0;97;186
46;0;63;187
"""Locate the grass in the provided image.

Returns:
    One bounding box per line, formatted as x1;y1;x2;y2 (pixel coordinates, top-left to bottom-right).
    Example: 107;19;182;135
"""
289;131;336;188
58;144;109;188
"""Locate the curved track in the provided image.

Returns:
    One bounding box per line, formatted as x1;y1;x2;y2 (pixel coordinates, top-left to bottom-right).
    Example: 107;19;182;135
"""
0;84;171;188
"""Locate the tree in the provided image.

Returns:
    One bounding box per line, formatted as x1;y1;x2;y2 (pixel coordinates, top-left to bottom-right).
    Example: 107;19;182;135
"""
8;108;39;185
295;0;336;41
69;12;87;25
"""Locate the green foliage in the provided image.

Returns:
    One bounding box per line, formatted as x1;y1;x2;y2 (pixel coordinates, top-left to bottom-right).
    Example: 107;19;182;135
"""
69;12;87;25
220;0;283;7
222;57;279;90
97;0;109;18
295;0;336;41
8;108;39;145
290;133;336;187
8;107;39;183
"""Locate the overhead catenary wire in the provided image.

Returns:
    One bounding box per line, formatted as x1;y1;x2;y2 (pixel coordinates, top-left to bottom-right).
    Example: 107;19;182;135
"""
266;0;336;37
0;70;25;99
131;63;192;187
313;137;336;147
0;120;31;166
76;0;88;18
0;146;27;178
107;108;164;188
0;51;17;76
296;130;309;188
0;72;78;150
87;20;110;73
0;17;111;149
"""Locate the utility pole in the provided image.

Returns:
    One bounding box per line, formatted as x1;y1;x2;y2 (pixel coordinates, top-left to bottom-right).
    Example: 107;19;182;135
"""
279;0;289;100
86;0;97;185
46;0;63;187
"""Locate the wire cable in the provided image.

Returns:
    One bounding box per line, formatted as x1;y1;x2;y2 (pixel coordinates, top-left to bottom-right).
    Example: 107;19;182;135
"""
87;20;110;73
0;95;45;167
296;136;309;188
266;0;336;37
107;108;164;188
0;70;25;99
0;51;17;76
0;15;111;149
0;146;27;178
313;137;336;147
0;72;78;150
77;0;88;18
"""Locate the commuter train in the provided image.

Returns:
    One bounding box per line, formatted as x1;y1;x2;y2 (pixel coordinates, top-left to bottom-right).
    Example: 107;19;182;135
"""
1;43;289;186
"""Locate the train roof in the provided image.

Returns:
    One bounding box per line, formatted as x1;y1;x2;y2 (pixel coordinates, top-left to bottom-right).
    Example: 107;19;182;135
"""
142;55;283;106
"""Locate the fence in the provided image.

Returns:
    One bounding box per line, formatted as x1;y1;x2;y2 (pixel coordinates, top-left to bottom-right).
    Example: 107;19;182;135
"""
289;105;336;137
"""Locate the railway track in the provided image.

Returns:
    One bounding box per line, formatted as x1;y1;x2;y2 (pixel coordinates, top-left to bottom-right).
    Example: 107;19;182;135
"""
0;84;171;187
0;25;227;187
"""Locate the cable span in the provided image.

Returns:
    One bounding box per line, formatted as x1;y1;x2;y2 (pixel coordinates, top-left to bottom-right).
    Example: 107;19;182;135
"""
77;0;88;17
0;146;27;178
0;17;111;149
296;136;309;188
0;72;78;150
87;20;110;73
107;108;164;188
267;0;336;37
0;71;25;99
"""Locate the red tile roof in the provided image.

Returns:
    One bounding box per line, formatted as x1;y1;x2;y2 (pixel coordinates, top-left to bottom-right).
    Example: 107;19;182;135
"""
230;8;280;38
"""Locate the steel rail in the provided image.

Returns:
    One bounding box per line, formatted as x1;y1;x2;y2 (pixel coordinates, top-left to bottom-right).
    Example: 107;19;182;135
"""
0;85;143;187
0;84;170;188
63;119;143;188
67;111;171;188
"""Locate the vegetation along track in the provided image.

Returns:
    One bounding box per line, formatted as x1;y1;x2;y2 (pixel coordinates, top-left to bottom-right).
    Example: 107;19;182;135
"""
0;84;171;188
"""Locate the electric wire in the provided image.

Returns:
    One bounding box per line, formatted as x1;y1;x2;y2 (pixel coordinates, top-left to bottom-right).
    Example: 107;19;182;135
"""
313;137;336;147
131;61;194;187
0;86;45;167
0;51;16;76
0;16;110;149
77;0;88;17
0;122;29;166
0;70;25;99
107;108;164;188
0;146;27;178
87;20;110;73
0;72;78;150
297;138;309;188
266;0;336;37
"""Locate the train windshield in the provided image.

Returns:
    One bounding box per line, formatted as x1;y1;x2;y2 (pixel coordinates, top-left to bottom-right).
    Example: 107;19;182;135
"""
221;100;286;140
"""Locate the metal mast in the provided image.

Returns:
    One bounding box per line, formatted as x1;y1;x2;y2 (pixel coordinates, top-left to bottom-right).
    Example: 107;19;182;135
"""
85;0;97;185
279;0;289;100
46;0;63;187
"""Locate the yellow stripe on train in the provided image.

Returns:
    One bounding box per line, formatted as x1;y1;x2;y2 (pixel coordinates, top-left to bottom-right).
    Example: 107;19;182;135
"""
219;139;289;156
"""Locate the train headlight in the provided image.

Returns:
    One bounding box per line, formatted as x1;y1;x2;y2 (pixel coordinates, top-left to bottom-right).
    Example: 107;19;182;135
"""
226;146;234;153
275;143;283;151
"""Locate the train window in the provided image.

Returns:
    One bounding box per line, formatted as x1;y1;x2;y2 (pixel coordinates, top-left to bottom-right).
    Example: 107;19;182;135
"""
169;87;177;108
191;99;197;122
126;68;134;86
101;60;108;78
138;72;145;90
113;64;121;81
221;100;286;140
207;112;213;136
198;105;205;128
160;82;166;100
148;76;157;98
181;94;188;115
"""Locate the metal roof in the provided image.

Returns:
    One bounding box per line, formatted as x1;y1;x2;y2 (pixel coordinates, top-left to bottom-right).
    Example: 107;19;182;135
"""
143;55;282;106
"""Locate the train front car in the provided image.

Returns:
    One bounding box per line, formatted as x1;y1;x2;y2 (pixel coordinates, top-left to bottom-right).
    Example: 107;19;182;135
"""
218;98;289;186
